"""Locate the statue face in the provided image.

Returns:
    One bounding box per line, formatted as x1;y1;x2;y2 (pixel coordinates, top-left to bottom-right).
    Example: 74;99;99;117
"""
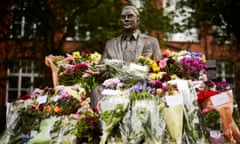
120;8;139;31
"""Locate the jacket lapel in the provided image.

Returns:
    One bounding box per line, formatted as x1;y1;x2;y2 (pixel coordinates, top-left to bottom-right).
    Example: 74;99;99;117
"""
135;34;145;60
115;36;124;60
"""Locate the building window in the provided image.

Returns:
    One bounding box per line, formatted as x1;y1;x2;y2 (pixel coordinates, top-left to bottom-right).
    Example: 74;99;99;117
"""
65;16;90;41
216;61;236;95
163;0;199;42
10;1;42;39
212;25;231;44
6;60;43;102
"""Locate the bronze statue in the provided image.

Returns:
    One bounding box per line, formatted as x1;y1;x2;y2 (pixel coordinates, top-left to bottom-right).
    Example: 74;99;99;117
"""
91;5;162;106
101;5;162;64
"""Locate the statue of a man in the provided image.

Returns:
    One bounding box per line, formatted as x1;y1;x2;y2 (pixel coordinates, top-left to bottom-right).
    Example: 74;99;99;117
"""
101;5;162;64
91;5;162;106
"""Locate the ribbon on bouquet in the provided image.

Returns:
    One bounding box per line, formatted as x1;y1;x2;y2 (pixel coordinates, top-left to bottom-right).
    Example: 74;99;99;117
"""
202;90;240;143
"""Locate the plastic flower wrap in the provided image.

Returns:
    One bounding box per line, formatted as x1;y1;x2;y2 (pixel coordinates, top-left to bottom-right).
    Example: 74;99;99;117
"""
98;59;125;77
99;59;149;87
196;80;240;143
27;117;59;144
120;82;166;144
162;92;184;144
157;80;184;144
121;63;149;86
98;89;130;144
49;116;79;144
0;102;27;144
176;80;205;143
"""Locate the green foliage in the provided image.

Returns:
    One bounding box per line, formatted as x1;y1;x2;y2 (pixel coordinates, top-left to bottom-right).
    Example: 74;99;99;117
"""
203;110;221;131
71;110;101;143
20;107;50;134
175;0;240;46
139;0;174;34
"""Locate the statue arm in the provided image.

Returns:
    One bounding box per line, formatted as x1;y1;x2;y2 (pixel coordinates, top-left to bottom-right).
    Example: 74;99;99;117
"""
100;40;110;63
152;37;162;61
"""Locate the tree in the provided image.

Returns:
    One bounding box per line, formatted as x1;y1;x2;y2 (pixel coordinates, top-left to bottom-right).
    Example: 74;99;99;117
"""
175;0;240;48
1;0;175;55
0;0;175;88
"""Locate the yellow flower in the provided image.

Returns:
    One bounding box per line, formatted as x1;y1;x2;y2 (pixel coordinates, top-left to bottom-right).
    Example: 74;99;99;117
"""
72;51;81;59
145;57;154;65
170;74;178;80
151;61;160;72
148;73;157;80
137;55;145;60
178;50;187;56
156;88;163;96
89;52;101;64
156;72;163;80
201;54;206;63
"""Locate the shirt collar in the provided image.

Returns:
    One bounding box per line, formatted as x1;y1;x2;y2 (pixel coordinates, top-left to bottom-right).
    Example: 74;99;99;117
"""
122;29;140;40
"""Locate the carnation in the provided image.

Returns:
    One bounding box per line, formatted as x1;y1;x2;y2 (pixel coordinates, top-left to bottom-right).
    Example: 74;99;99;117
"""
179;57;207;80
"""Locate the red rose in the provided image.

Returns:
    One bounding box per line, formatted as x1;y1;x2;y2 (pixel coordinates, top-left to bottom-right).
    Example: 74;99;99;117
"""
197;89;219;102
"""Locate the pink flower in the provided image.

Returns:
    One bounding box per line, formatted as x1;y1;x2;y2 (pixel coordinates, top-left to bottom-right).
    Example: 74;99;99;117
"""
159;58;167;68
202;108;209;113
64;54;74;63
82;72;90;78
71;113;81;119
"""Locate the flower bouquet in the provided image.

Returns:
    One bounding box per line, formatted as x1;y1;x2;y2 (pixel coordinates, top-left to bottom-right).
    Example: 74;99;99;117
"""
158;57;182;77
45;50;101;93
202;109;224;143
179;57;207;80
98;89;130;144
0;102;29;144
98;59;149;87
197;80;240;143
121;82;166;144
71;107;101;143
178;80;205;144
162;92;184;144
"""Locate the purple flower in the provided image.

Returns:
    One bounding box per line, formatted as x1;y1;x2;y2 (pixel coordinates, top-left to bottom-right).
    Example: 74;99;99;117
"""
134;84;144;92
179;57;207;79
216;81;232;92
161;73;171;82
155;80;163;88
43;87;55;95
64;65;75;75
162;85;169;94
187;51;202;57
59;92;71;99
85;116;95;127
22;135;32;143
204;80;215;88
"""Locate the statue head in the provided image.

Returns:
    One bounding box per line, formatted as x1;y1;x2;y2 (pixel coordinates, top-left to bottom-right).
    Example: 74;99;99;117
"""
120;5;140;32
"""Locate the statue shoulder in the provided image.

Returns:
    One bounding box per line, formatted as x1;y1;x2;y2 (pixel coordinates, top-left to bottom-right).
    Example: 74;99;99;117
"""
106;35;122;43
140;33;158;42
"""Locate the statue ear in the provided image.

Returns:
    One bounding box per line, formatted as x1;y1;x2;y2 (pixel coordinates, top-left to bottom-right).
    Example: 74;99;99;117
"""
137;18;140;25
